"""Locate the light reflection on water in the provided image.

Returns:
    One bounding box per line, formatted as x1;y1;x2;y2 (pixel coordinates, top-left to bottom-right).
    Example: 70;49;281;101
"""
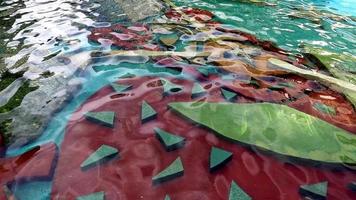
0;0;355;199
173;0;356;56
313;0;356;16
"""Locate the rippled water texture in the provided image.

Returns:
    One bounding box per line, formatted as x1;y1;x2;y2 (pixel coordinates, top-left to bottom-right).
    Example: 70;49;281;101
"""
174;0;356;61
0;0;355;199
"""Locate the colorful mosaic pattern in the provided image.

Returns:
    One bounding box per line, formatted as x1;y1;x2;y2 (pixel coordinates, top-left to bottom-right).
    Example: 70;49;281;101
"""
0;3;356;200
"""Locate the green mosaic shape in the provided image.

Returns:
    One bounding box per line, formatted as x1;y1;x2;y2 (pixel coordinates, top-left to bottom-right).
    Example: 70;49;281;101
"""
110;83;132;93
269;82;295;90
277;82;295;88
169;102;356;164
160;78;183;95
197;67;209;76
76;191;105;200
119;73;136;79
154;128;185;151
313;102;336;115
85;111;115;128
210;147;233;172
81;145;118;170
221;88;237;101
229;181;251;200
141;101;157;123
299;181;328;200
164;195;171;200
196;66;218;77
191;83;206;98
152;157;184;184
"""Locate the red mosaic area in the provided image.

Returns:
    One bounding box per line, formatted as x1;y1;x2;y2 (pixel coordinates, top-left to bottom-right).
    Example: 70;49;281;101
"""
88;24;157;50
51;76;356;199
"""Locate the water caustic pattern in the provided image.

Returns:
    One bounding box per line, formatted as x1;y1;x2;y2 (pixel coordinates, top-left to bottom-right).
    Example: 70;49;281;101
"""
0;0;356;200
0;0;116;146
172;0;356;53
172;0;356;77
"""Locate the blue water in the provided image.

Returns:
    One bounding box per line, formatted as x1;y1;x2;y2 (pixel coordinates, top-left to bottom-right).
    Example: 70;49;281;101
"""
314;0;356;16
0;0;355;199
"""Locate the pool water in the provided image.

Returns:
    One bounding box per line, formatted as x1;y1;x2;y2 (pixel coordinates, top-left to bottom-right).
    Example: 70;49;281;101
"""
172;0;356;70
0;0;355;199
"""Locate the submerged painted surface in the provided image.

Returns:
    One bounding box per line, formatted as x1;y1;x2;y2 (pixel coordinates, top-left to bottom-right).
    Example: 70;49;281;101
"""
51;76;356;199
0;0;355;199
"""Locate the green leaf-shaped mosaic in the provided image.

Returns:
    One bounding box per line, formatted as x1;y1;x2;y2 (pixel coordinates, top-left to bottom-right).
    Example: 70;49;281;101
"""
169;102;356;164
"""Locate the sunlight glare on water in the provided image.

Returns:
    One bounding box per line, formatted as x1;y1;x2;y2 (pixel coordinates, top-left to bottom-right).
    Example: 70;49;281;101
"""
0;0;355;199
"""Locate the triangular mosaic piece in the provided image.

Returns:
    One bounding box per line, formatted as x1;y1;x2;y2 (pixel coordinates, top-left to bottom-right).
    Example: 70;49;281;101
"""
221;88;237;101
85;111;115;128
141;101;157;123
191;83;206;98
210;146;233;172
110;83;132;93
154;128;185;151
229;181;251;200
152;157;184;184
299;181;328;200
76;191;105;200
160;78;183;96
81;145;118;170
196;66;217;77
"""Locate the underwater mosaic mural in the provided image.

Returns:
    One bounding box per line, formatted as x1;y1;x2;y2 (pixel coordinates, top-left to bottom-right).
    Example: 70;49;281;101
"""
0;0;355;199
